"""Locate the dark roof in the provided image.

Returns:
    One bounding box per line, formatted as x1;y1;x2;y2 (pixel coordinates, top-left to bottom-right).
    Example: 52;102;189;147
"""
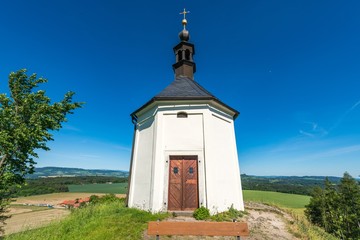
156;76;214;98
131;76;239;119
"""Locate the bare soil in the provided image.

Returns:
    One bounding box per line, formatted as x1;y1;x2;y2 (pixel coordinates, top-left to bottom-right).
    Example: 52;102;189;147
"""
144;202;300;240
13;192;126;207
3;208;70;236
244;202;299;240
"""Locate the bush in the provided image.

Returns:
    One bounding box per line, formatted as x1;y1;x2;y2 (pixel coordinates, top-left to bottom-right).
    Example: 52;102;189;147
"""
89;194;124;205
193;206;210;220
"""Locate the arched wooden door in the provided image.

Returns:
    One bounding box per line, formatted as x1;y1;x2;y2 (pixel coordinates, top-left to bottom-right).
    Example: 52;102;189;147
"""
168;156;199;211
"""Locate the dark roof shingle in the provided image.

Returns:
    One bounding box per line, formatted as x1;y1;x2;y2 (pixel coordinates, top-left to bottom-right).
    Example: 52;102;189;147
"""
156;76;214;98
132;76;239;119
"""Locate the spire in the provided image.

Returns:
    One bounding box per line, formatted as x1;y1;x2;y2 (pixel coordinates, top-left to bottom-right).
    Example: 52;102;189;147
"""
173;8;196;80
179;8;190;41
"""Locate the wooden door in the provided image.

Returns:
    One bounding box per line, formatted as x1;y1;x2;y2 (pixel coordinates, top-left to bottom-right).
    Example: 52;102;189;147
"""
168;156;198;211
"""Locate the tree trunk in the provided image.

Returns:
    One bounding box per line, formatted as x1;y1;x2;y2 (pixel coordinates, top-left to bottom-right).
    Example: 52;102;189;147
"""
0;154;7;175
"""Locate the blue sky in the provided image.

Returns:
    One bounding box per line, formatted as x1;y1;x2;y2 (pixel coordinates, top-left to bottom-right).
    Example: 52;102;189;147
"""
0;1;359;177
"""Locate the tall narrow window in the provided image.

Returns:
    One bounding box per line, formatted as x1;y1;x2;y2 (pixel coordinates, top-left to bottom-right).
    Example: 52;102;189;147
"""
185;49;190;60
178;50;183;61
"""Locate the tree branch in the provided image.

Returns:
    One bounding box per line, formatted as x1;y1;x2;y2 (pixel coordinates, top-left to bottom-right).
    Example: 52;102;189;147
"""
0;154;7;173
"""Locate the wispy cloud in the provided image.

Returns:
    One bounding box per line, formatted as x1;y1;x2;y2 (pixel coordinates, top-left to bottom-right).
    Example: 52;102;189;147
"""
299;122;328;138
239;137;360;176
330;99;360;132
306;144;360;160
299;130;315;137
63;124;81;132
113;145;131;152
299;99;360;138
348;100;360;113
79;154;101;159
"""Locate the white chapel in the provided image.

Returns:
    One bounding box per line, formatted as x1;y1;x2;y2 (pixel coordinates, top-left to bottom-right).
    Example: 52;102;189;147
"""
127;11;244;214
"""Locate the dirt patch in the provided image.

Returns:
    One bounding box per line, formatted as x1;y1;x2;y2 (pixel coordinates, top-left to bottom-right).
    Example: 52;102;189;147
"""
2;192;126;236
244;202;298;240
144;202;299;240
7;207;34;215
13;192;126;207
2;209;70;236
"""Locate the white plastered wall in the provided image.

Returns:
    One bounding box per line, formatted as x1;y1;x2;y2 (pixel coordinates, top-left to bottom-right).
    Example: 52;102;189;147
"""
158;111;205;211
127;108;157;210
203;108;244;213
128;102;244;213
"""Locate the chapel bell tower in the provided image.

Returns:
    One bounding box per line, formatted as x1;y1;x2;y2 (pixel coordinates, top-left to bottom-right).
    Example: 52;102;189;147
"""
172;10;196;80
127;9;244;214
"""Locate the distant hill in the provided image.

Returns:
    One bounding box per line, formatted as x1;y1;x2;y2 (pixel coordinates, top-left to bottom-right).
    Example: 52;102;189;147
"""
240;174;351;195
251;175;344;182
27;167;357;196
27;167;129;178
20;168;359;197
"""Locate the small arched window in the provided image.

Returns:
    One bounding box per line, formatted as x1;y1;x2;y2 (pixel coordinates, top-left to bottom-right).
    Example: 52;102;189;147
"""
178;50;183;61
185;49;190;60
177;112;188;118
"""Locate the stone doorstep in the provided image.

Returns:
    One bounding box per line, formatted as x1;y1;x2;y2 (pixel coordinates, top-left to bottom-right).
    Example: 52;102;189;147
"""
171;211;194;217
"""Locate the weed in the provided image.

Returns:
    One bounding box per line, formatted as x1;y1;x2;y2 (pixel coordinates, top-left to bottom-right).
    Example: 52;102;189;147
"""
193;206;210;220
211;205;245;222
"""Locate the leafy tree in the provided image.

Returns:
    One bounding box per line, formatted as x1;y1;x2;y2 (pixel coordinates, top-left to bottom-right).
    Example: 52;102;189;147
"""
0;69;82;233
322;178;341;236
305;172;360;239
305;186;325;226
337;172;360;239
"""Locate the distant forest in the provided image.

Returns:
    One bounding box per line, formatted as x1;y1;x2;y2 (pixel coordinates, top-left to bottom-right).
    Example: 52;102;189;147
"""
11;166;356;197
10;176;128;197
26;167;129;178
241;174;345;195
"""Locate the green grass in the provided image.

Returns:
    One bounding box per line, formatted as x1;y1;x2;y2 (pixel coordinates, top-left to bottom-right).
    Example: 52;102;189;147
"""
6;199;169;240
68;183;127;194
6;191;329;240
287;209;338;240
243;190;310;209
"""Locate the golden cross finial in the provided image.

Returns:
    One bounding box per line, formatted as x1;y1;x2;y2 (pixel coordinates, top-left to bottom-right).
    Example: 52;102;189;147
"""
180;8;190;30
180;8;190;20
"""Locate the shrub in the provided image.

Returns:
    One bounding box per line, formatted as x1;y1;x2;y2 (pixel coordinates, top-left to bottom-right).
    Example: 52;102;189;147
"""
193;206;210;220
89;194;123;205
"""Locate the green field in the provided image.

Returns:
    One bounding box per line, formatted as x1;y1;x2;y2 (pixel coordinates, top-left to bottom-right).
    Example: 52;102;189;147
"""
68;184;309;208
243;190;310;208
68;183;128;194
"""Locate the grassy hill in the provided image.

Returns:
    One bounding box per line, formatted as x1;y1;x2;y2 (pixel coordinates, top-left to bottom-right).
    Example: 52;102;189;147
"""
5;191;334;240
11;176;128;197
243;190;310;208
68;183;128;194
241;174;344;195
